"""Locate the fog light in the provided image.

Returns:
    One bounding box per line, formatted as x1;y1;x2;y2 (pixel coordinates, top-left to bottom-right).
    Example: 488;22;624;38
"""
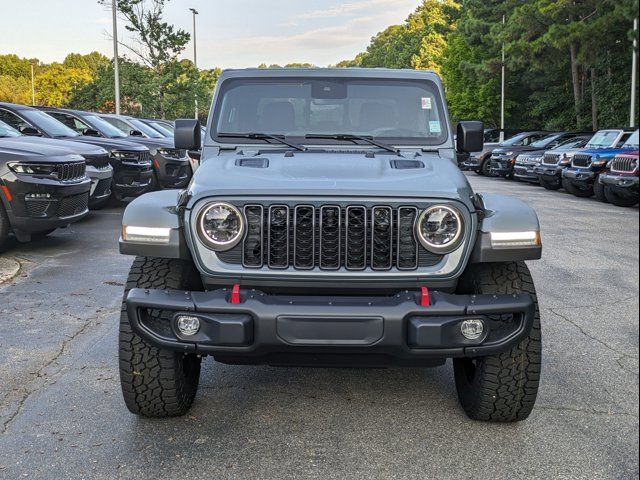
176;315;200;336
461;319;485;340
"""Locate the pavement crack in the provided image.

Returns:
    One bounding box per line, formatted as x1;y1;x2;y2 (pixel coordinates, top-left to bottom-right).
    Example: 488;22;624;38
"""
0;308;118;435
547;307;639;369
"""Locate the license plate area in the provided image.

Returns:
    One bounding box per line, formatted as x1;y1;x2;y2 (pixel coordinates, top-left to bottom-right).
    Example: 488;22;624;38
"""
276;316;383;346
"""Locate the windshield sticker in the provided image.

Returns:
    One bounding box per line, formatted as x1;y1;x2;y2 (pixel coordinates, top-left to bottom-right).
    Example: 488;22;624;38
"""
429;120;441;133
421;97;432;110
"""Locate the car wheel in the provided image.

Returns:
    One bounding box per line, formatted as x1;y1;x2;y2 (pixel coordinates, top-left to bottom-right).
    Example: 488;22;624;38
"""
119;256;203;417
0;202;10;251
562;178;593;197
453;262;541;422
539;177;561;190
604;186;639;208
480;156;492;176
593;179;608;203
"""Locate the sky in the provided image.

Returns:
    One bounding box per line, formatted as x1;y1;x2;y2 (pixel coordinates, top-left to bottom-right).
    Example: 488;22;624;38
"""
0;0;421;68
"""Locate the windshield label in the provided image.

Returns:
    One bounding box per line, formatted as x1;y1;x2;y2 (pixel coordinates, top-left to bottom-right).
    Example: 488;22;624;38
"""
421;97;432;110
429;120;441;133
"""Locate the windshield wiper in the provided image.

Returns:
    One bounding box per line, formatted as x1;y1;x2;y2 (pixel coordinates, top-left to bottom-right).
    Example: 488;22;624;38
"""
305;134;400;154
218;132;307;152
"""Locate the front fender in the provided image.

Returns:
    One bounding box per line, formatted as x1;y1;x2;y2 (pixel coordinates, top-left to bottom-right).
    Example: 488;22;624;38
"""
119;190;190;259
471;193;542;263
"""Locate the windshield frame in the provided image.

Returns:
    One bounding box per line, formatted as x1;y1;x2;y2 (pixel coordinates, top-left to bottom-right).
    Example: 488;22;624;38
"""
209;76;450;148
622;130;639;148
586;130;622;148
127;118;165;139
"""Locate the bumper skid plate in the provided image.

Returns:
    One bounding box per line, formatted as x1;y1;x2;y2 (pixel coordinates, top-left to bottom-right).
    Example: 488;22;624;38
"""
126;288;536;362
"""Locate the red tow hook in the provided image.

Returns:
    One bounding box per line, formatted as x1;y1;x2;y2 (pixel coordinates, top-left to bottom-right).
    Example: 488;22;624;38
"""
230;284;241;304
420;286;431;307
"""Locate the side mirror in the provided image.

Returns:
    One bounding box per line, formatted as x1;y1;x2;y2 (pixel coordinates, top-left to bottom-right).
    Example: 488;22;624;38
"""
175;119;202;151
83;128;101;137
456;121;484;153
20;126;42;136
130;129;144;137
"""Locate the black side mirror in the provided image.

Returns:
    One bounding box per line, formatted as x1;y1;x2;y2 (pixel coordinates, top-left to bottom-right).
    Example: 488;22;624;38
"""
456;121;484;153
175;119;202;151
130;129;144;137
20;126;42;136
83;128;101;137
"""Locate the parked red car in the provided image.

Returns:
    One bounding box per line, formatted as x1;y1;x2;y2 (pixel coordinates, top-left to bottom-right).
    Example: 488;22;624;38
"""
598;151;639;207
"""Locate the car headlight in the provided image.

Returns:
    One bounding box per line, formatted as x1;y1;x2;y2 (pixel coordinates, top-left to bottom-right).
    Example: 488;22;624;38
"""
197;202;245;251
158;148;185;158
8;162;57;176
591;156;607;166
503;151;514;156
416;205;465;254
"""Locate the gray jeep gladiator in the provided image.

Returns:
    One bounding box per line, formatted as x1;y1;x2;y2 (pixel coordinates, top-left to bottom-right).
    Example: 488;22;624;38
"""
118;69;542;422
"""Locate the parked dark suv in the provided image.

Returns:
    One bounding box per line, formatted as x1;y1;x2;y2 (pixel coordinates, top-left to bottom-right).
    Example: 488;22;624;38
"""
1;134;91;249
99;113;191;189
0;103;152;205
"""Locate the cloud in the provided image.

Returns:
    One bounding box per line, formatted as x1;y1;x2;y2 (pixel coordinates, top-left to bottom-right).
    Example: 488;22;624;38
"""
292;0;415;22
95;17;111;25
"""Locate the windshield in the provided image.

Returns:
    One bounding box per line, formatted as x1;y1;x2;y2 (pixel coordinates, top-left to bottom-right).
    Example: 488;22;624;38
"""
128;118;164;138
0;120;21;137
623;130;639;148
500;132;541;147
552;137;588;150
212;77;448;146
587;130;620;148
84;114;128;138
146;121;173;137
21;109;79;137
530;134;561;148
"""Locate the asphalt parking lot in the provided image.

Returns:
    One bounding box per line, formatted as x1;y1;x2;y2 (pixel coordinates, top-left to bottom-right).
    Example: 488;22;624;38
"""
0;173;638;480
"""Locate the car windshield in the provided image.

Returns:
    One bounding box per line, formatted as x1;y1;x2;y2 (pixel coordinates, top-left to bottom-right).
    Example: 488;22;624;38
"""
500;132;538;147
147;121;173;137
84;114;128;138
622;130;639;148
0;120;21;137
212;77;448;146
128;118;165;138
530;134;561;148
21;109;80;138
552;137;588;150
587;130;620;148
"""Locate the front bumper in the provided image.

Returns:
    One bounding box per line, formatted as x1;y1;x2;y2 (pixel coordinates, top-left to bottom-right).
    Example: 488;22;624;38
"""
490;156;515;177
112;162;153;199
125;287;536;365
513;164;540;183
86;165;114;206
562;168;596;186
0;173;91;234
153;153;191;189
599;172;639;196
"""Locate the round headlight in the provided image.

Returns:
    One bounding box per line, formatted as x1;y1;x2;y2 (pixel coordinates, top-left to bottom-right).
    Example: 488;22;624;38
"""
197;202;245;251
416;205;464;253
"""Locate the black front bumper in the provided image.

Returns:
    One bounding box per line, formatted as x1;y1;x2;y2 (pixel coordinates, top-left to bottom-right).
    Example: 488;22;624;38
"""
490;156;514;177
126;287;536;366
112;162;153;199
599;172;640;197
86;165;114;206
513;164;540;183
153;153;191;189
562;167;597;187
0;173;91;235
533;164;564;185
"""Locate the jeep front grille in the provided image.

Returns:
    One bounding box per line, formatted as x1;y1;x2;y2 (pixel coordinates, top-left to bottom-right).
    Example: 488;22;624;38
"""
56;161;86;182
218;203;438;271
572;153;592;168
542;153;561;165
83;154;111;170
610;156;638;173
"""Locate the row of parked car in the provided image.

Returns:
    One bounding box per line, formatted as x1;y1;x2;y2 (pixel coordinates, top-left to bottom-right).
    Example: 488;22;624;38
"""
461;128;640;208
0;102;195;250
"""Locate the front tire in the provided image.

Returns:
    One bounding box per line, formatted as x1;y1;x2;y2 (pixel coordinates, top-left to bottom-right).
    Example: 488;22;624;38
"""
593;178;607;203
0;202;10;251
539;177;561;190
562;178;593;197
119;257;203;417
604;186;639;207
453;262;541;422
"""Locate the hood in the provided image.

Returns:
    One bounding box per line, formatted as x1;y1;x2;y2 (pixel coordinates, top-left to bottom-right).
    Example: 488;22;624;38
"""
0;139;85;163
0;136;106;157
65;136;149;152
493;145;546;155
189;150;473;201
123;136;173;150
579;146;637;158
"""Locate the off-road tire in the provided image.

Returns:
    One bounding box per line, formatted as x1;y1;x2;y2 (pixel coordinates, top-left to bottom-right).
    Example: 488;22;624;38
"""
0;202;10;251
593;178;607;203
562;178;593;197
453;262;541;422
119;257;203;417
539;177;560;190
604;186;639;208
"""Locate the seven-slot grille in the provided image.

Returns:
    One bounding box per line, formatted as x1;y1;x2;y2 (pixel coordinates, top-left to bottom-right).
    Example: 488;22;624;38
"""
83;154;111;170
139;151;151;164
235;204;434;271
610;155;638;173
516;154;540;165
542;153;561;165
55;162;86;182
572;153;592;168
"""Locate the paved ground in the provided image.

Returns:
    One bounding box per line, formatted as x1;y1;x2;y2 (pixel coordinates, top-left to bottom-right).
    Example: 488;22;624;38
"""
0;174;638;479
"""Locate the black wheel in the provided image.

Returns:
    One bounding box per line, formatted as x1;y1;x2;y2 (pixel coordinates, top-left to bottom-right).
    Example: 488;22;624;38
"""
0;202;10;251
562;178;593;197
453;262;541;422
539;177;561;190
604;186;639;207
479;156;492;176
593;179;607;203
119;257;203;417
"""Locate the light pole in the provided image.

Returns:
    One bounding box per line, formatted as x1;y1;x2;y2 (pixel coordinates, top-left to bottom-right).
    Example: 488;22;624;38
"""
190;7;199;119
631;17;638;127
30;63;35;105
500;14;506;142
112;0;121;114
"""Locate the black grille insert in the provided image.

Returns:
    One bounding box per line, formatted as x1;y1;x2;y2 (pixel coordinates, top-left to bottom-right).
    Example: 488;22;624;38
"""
572;154;592;168
56;162;86;182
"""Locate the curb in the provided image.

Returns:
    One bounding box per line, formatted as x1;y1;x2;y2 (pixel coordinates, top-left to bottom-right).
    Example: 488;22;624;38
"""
0;257;20;285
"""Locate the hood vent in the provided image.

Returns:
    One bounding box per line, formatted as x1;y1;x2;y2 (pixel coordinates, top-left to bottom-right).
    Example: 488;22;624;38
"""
235;158;269;168
390;159;425;169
